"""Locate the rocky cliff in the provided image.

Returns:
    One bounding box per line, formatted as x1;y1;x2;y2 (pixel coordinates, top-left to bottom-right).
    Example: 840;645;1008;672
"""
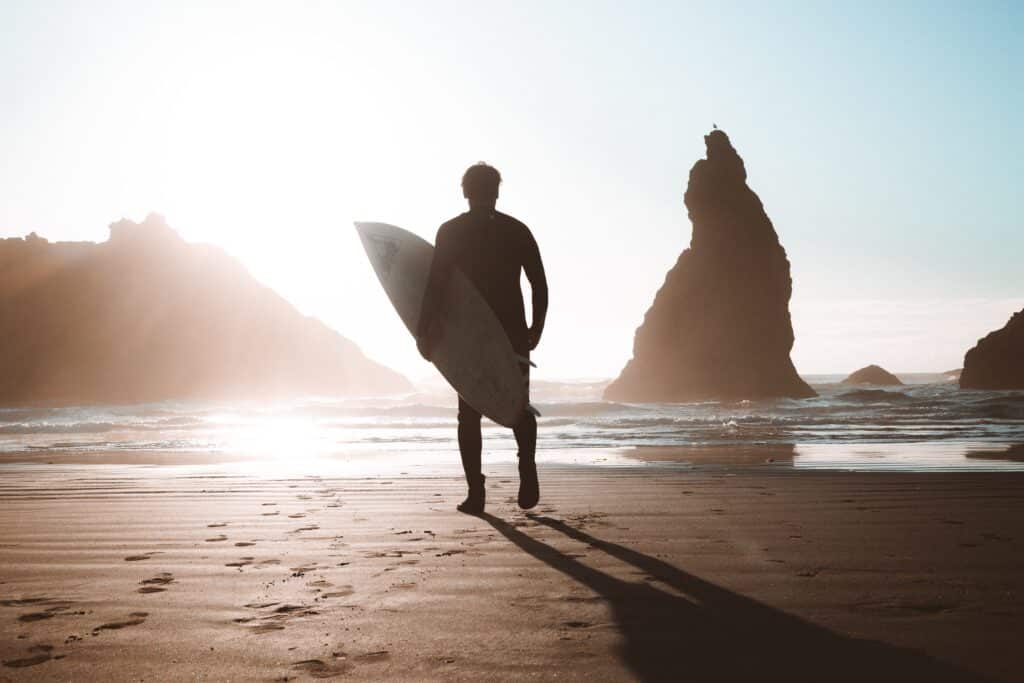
960;309;1024;390
0;214;410;405
605;130;815;401
841;365;903;386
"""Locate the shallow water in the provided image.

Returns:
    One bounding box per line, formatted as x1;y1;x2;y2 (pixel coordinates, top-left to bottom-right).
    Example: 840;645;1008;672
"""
1;375;1021;472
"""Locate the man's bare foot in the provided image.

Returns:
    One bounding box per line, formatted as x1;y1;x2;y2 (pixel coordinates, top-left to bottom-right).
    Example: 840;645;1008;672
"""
457;474;485;514
518;458;539;509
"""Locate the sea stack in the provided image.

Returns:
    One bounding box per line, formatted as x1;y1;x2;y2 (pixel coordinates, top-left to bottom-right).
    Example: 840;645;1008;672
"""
0;214;410;405
841;365;903;386
605;129;815;402
960;309;1024;390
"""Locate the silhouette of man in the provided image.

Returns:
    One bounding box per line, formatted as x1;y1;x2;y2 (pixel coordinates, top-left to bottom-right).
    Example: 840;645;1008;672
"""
416;163;548;514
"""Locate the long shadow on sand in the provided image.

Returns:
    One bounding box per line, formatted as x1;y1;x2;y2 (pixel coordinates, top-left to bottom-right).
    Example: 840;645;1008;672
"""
480;513;984;682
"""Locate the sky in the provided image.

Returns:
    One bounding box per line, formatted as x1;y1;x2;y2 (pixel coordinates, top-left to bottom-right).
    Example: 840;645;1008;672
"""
2;1;1021;381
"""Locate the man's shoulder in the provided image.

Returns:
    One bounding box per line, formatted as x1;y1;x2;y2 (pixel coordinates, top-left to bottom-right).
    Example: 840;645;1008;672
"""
436;213;470;240
440;212;470;228
439;213;464;230
494;211;532;237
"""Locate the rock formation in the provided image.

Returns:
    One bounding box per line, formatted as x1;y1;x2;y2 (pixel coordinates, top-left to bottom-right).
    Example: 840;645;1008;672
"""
0;214;410;405
604;130;815;401
960;309;1024;390
841;365;903;386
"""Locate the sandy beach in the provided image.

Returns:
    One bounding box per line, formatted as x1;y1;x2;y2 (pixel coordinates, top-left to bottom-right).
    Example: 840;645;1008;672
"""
1;456;1022;681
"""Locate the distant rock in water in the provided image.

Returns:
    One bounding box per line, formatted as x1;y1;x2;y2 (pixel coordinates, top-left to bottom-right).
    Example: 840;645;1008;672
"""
960;309;1024;390
841;365;903;386
604;129;815;402
942;368;962;382
0;214;410;405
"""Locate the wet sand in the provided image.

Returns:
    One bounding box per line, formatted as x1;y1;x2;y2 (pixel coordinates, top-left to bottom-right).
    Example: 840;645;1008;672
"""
1;460;1022;681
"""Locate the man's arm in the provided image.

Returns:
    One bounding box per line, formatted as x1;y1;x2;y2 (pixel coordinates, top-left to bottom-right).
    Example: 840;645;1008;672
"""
416;225;453;361
523;229;548;350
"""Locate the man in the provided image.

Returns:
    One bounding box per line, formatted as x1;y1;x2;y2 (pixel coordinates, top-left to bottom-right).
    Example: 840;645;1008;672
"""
416;162;548;515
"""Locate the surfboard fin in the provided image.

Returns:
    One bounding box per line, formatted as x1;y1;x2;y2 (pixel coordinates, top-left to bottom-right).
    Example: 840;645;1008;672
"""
526;404;541;418
515;354;537;368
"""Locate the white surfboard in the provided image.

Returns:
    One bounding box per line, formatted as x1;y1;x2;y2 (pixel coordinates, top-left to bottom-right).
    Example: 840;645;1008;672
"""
355;221;530;427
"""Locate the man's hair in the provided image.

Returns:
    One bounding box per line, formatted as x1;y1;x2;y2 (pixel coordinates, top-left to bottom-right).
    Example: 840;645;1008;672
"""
461;162;501;201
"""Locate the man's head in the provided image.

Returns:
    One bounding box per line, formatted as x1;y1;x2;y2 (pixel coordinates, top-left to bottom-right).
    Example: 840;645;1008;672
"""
461;162;501;209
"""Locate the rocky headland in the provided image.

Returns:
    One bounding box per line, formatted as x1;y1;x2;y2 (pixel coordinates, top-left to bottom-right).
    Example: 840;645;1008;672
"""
960;308;1024;390
0;214;409;405
605;130;815;401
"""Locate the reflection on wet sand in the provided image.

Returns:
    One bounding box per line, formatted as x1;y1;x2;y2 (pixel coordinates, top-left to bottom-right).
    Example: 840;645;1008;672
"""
617;442;1024;472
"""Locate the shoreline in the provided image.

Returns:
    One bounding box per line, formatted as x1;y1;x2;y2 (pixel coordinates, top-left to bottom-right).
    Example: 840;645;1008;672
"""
1;458;1022;680
2;440;1023;472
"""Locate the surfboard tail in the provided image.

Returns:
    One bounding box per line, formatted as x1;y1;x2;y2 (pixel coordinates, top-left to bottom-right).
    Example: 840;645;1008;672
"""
527;404;541;418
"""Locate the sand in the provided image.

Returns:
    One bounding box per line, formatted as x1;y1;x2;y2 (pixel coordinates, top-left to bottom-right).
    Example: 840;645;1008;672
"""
1;458;1022;681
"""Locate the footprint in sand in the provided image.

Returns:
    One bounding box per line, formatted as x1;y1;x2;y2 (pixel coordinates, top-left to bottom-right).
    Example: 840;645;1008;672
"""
124;552;160;562
1;597;52;607
291;658;353;677
206;535;228;542
291;525;319;533
274;604;313;615
17;601;79;622
262;502;277;506
226;557;256;568
138;573;174;594
240;603;319;635
290;564;321;576
288;513;306;519
3;644;56;668
563;620;592;629
234;541;256;547
320;587;355;599
93;612;148;633
353;650;390;663
207;522;228;528
261;511;279;516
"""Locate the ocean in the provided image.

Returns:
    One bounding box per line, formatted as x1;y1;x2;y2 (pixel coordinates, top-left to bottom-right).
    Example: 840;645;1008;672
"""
2;375;1023;473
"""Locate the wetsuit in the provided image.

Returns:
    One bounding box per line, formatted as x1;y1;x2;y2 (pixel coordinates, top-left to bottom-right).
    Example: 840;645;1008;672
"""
417;208;548;483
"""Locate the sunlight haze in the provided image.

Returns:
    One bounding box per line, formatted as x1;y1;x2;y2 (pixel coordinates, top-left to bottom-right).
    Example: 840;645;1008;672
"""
3;1;1021;380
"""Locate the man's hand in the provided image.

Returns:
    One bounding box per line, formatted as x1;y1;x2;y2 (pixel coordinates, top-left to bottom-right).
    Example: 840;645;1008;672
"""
527;327;542;351
417;333;435;362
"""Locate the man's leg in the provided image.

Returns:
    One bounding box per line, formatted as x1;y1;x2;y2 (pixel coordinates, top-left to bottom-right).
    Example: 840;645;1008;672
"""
514;365;539;510
457;396;485;514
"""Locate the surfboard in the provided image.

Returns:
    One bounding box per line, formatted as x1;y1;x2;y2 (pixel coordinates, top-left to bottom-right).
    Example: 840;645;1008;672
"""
355;221;530;427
